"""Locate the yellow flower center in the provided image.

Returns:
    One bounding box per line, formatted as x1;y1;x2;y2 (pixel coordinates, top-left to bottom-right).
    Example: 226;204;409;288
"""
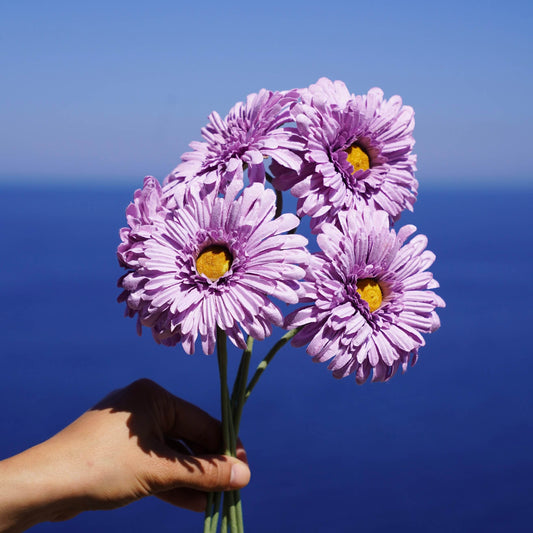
356;278;382;312
345;145;370;174
196;245;233;281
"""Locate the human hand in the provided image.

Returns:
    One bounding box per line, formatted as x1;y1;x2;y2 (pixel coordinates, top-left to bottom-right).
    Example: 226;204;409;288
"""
0;379;250;532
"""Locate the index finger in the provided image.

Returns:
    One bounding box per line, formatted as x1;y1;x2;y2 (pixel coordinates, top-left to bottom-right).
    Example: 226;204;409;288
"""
159;385;224;453
163;391;248;462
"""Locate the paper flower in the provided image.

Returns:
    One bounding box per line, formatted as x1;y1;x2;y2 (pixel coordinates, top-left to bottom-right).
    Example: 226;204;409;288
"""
119;179;309;354
164;89;303;207
117;176;168;269
271;77;418;229
117;80;445;533
286;207;444;383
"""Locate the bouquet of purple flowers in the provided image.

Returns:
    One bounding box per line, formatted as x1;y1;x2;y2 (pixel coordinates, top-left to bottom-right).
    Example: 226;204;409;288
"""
117;77;445;532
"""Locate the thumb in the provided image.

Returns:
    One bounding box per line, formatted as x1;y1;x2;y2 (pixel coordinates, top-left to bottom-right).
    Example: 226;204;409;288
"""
145;454;251;494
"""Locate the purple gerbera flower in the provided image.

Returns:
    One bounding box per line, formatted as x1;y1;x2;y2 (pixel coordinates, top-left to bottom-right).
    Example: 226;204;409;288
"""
117;176;178;342
164;89;303;206
286;207;444;384
119;179;309;355
271;77;418;229
117;176;168;270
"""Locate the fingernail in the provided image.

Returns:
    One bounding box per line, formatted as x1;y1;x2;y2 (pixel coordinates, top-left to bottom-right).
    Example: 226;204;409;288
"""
230;462;250;488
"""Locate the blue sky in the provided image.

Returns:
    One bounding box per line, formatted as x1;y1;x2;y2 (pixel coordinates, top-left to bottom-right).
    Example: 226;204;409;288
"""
1;0;532;188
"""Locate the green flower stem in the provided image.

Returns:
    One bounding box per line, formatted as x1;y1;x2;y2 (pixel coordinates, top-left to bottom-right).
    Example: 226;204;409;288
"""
223;336;253;533
216;329;231;533
231;337;254;411
216;328;242;533
208;327;299;532
226;390;237;457
227;491;239;533
244;328;300;403
265;171;283;219
210;492;222;533
274;189;283;219
204;492;215;533
233;491;244;533
220;511;228;533
231;336;254;436
217;328;232;455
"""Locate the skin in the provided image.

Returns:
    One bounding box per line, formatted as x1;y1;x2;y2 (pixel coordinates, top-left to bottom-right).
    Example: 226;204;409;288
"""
0;379;250;533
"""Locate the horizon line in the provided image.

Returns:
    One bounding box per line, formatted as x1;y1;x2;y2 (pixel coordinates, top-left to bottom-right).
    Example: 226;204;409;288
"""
1;174;532;191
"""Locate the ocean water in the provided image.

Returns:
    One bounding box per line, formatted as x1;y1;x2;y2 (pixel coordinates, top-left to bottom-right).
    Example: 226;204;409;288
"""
1;185;532;532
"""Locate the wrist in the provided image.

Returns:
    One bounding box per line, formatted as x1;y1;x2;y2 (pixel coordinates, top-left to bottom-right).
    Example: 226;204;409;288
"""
0;441;86;532
0;446;48;532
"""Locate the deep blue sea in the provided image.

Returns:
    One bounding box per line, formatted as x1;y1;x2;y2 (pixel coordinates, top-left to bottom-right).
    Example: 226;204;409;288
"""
1;185;532;532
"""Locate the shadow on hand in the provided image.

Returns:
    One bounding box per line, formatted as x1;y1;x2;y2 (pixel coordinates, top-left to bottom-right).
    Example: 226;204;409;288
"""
89;378;231;478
